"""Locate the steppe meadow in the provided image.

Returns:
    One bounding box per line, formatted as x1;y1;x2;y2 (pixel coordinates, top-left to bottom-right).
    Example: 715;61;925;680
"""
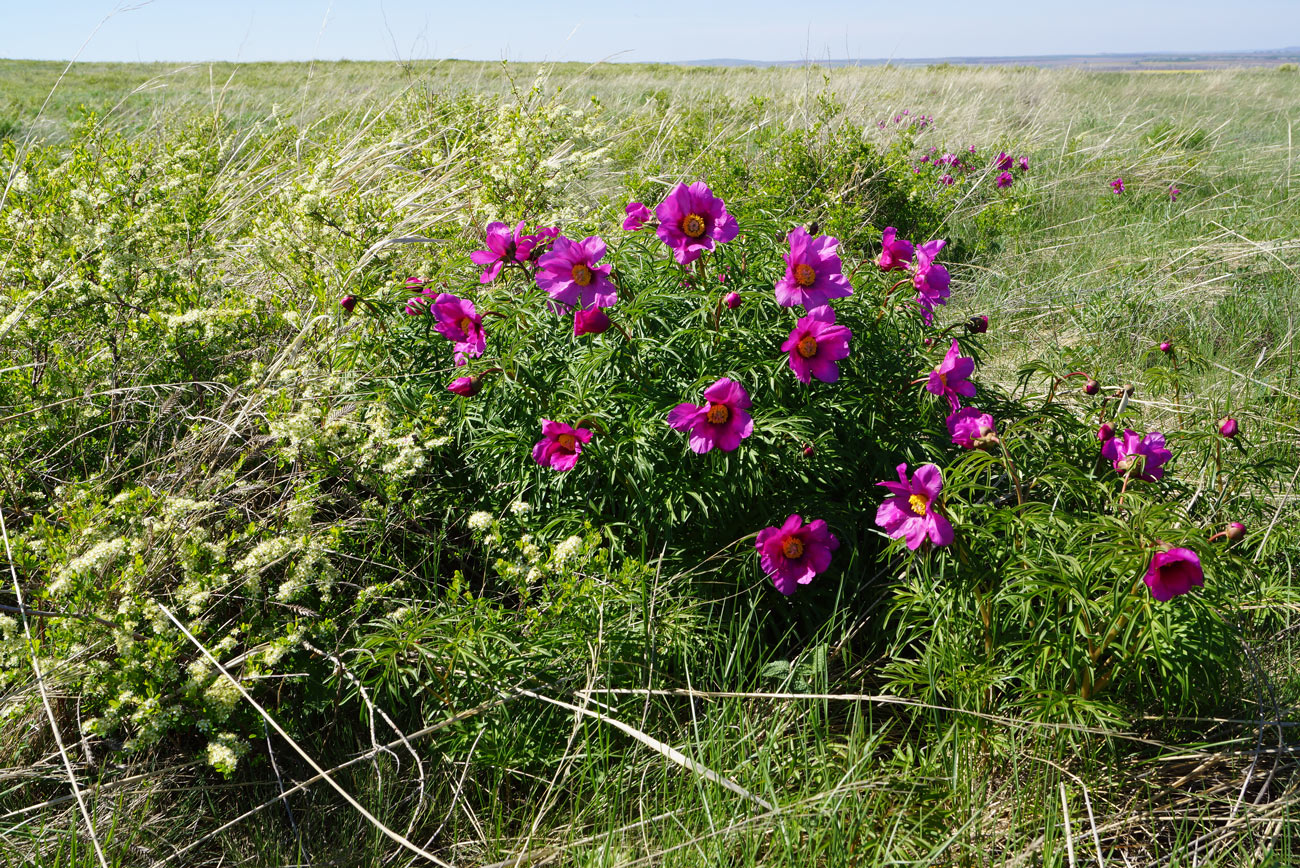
2;55;1300;865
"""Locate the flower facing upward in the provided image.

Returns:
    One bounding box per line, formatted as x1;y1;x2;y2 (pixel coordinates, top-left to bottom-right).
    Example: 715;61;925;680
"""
946;407;998;449
666;377;753;454
1110;177;1125;194
996;171;1014;189
781;311;852;384
774;227;853;310
1144;547;1204;602
536;235;617;311
875;463;954;550
877;227;915;271
654;182;739;265
724;291;742;309
573;308;611;336
1101;429;1172;482
622;201;653;231
1218;417;1239;438
912;239;951;322
996;151;1014;171
755;515;840;595
926;340;976;410
470;221;538;284
430;294;486;363
532;420;593;472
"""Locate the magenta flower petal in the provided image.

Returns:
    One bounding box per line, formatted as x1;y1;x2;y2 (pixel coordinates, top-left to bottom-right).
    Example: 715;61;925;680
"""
654;182;738;265
780;314;852;385
1144;547;1204;602
946;407;997;449
755;514;839;595
536;235;617;311
1102;429;1171;482
532;420;594;472
874;462;953;550
877;227;915;271
668;377;753;454
774;227;853;310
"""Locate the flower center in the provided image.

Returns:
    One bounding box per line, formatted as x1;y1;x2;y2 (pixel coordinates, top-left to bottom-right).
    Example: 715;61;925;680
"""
796;333;819;359
937;372;948;387
556;433;577;451
908;494;929;516
793;262;817;288
571;263;593;286
681;213;707;239
781;536;804;559
705;403;730;425
459;316;475;334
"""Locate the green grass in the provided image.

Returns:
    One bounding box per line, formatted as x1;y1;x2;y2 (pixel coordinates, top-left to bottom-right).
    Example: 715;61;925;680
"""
1;58;1298;866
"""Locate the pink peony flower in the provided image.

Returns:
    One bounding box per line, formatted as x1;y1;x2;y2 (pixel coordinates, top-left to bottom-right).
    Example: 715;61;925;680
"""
780;311;852;384
996;151;1014;171
1144;547;1203;602
939;173;955;186
1101;429;1172;482
875;463;954;550
926;340;976;410
912;239;952;323
339;294;357;313
447;375;482;397
527;226;560;260
996;171;1014;189
532;420;593;472
755;514;840;595
470;221;538;284
430;294;486;363
1110;177;1125;194
774;227;853;310
622;201;653;231
654;181;739;265
1018;155;1029;172
1159;340;1172;353
724;291;741;309
573;307;611;336
403;279;435;315
946;407;998;449
877;227;915;271
536;235;617;311
1098;423;1115;442
1218;417;1239;438
666;377;753;454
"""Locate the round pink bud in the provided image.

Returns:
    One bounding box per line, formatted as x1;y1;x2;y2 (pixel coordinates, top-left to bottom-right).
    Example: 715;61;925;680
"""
1218;417;1239;438
802;443;815;457
1159;340;1172;353
1226;522;1246;541
724;291;741;309
573;308;611;337
1098;423;1115;442
967;315;989;334
447;375;482;397
1083;378;1100;396
922;337;934;347
339;294;357;313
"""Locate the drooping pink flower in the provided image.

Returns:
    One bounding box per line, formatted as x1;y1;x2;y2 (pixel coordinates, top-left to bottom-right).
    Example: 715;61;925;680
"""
536;235;617;311
877;227;915;271
996;151;1014;171
429;294;486;362
1218;417;1239;438
946;407;998;450
967;315;989;334
912;239;951;323
724;291;741;309
666;377;753;454
1144;547;1204;602
1169;185;1181;201
622;201;653;231
654;181;739;265
755;514;840;595
874;463;954;550
926;340;976;410
447;375;482;397
403;279;434;315
774;227;853;310
1101;429;1172;482
780;311;852;384
996;171;1014;189
339;294;357;313
1110;177;1125;194
573;307;611;336
470;221;538;284
1018;155;1029;172
532;420;593;472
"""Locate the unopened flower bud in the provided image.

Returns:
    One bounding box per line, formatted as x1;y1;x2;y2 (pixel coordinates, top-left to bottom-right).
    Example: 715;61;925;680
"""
724;291;741;309
967;315;989;334
922;337;934;347
1218;417;1239;438
802;444;814;457
1083;378;1099;395
1159;340;1172;353
1226;522;1246;541
338;294;357;313
447;375;482;397
1098;423;1115;442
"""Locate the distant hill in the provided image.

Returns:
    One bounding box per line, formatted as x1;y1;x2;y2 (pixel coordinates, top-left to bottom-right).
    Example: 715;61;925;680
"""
677;47;1300;71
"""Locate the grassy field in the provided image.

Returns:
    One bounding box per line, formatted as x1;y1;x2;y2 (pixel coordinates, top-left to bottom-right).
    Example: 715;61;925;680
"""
2;59;1299;867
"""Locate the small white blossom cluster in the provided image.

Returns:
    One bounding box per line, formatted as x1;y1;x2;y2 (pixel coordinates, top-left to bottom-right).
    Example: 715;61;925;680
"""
468;511;494;532
205;732;248;776
552;535;586;566
50;537;131;596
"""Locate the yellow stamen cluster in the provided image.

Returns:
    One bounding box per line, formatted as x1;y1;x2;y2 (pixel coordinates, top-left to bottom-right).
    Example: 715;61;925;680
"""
796;333;819;359
681;214;706;238
793;262;817;287
781;536;805;559
908;494;929;516
557;433;577;451
571;264;593;286
705;403;730;424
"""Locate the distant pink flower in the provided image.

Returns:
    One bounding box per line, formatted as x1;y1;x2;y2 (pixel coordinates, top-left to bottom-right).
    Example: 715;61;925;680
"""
946;407;998;449
875;463;954;550
654;182;739;265
926;339;976;410
1144;547;1204;602
1159;340;1172;353
1110;177;1125;194
724;291;742;309
536;235;617;311
1169;185;1181;201
920;154;930;163
755;514;840;595
1018;155;1029;172
939;173;955;186
532;420;593;472
447;375;482;397
781;311;852;384
430;294;486;363
622;201;653;231
877;227;915;271
666;377;753;454
1101;429;1172;482
996;151;1014;170
573;307;611;336
912;239;951;323
996;171;1014;189
470;221;538;283
774;227;853;310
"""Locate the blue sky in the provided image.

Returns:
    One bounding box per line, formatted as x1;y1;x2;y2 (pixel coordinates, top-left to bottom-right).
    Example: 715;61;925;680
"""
4;1;1299;63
